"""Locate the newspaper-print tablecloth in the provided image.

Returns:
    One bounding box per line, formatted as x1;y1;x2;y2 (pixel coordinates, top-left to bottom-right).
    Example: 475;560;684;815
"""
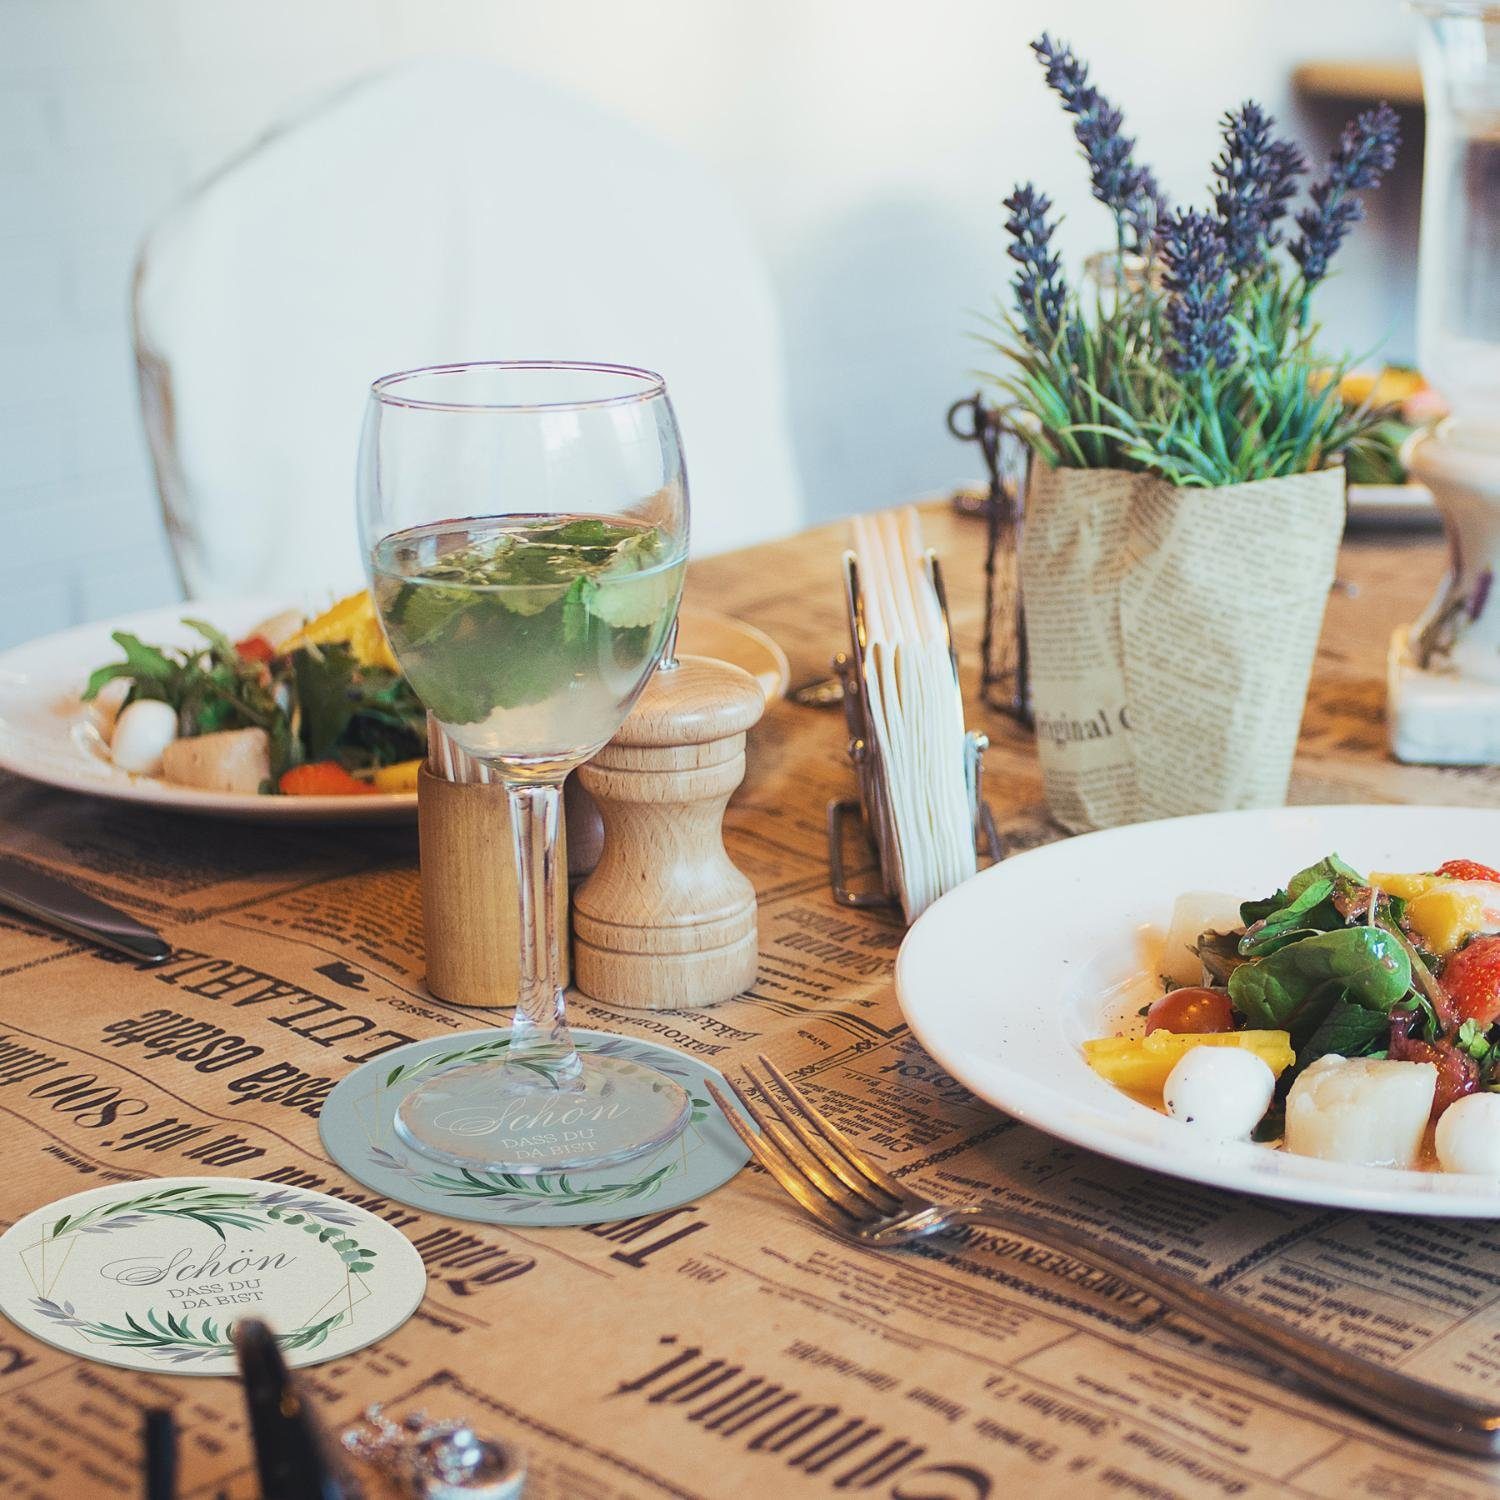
3;509;1500;1499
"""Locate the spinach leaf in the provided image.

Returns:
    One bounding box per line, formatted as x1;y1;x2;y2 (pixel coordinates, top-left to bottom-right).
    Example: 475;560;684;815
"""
1288;853;1365;899
1238;878;1337;958
1296;1000;1391;1069
1228;926;1412;1042
293;644;359;761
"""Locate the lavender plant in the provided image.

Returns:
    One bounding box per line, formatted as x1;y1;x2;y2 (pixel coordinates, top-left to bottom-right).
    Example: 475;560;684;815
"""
989;38;1401;486
1031;34;1161;254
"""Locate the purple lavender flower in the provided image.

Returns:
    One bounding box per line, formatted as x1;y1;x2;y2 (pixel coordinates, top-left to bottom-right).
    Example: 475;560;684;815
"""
1032;33;1160;250
1213;102;1307;272
1158;210;1234;375
1290;102;1401;285
1003;183;1068;349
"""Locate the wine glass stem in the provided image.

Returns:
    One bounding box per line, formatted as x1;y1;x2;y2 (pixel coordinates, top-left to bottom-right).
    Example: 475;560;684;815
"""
504;779;582;1082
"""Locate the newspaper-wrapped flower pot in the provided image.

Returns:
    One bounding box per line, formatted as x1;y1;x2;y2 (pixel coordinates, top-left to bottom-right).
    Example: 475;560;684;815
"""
1019;464;1344;832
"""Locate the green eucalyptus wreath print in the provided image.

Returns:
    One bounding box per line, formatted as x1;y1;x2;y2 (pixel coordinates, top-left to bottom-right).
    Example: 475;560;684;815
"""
30;1186;378;1365
373;1033;713;1211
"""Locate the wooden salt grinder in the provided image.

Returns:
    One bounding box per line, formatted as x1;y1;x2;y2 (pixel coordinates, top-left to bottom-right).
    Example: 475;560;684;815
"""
573;654;764;1009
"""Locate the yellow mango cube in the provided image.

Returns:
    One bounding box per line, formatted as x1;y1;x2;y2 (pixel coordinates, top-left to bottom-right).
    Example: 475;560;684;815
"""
1403;889;1484;956
282;590;401;674
371;758;422;795
1368;871;1443;902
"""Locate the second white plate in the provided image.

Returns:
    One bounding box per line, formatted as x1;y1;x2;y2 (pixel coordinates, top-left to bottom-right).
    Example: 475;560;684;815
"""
896;804;1500;1217
0;599;789;823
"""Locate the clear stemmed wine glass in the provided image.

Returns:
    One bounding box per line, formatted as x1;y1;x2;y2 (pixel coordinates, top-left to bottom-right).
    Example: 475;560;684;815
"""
358;361;691;1174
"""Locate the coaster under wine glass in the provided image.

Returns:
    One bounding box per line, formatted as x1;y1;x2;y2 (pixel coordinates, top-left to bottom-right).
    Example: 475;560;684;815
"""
320;1029;750;1227
0;1177;426;1375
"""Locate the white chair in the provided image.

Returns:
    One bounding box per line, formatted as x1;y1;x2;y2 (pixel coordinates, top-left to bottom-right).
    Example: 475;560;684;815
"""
134;59;804;603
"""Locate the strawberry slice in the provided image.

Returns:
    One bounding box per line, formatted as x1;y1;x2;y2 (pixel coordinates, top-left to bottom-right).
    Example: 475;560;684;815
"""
1440;933;1500;1026
235;633;276;663
1438;859;1500;882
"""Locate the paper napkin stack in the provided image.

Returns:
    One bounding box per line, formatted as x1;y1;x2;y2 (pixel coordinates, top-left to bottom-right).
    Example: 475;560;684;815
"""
850;508;977;922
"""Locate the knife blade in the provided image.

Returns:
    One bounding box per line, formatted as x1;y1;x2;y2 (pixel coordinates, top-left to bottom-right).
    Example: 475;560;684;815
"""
0;855;171;964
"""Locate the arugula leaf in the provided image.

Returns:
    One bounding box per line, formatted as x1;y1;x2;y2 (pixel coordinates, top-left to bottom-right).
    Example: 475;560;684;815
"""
1228;925;1413;1042
82;632;177;700
1240;888;1290;927
1238;878;1337;958
181;617;238;661
1296;1000;1391;1069
1458;1018;1493;1062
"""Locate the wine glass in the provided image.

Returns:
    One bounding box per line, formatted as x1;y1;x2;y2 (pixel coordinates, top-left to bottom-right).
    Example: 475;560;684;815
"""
358;361;691;1173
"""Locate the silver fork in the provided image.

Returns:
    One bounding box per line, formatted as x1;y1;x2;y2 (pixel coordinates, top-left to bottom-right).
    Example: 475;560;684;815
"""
708;1056;1500;1458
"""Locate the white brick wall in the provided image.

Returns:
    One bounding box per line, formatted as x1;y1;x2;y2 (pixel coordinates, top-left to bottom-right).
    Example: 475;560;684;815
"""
0;0;1420;649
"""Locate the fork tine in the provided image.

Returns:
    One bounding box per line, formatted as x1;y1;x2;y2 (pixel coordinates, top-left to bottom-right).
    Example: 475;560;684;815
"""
722;1070;875;1216
740;1060;895;1210
756;1054;913;1205
705;1081;855;1235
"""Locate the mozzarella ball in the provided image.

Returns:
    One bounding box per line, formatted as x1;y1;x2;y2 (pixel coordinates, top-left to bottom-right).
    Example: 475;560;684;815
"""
1159;891;1245;988
1285;1055;1436;1168
1163;1046;1276;1138
1435;1092;1500;1176
109;699;179;774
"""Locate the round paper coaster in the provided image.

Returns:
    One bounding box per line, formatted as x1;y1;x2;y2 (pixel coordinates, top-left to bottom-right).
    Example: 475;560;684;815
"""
0;1177;426;1375
320;1028;750;1227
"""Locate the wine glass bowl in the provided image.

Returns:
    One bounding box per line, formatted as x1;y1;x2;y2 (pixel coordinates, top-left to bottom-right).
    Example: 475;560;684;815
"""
358;361;692;1173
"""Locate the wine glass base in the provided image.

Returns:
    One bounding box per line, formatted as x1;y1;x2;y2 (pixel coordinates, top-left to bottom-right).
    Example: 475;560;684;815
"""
392;1055;692;1174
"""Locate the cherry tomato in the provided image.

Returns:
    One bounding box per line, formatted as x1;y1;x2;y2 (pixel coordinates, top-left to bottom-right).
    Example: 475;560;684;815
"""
1144;986;1236;1036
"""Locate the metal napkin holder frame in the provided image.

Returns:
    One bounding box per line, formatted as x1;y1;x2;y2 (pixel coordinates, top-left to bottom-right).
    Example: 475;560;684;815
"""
827;549;1001;909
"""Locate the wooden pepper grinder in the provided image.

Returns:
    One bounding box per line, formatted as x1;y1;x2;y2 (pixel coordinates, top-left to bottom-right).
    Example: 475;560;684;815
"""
573;651;764;1009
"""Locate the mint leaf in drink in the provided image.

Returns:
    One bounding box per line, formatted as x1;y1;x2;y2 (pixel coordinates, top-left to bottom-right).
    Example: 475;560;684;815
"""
562;577;591;645
372;514;684;744
552;517;628;547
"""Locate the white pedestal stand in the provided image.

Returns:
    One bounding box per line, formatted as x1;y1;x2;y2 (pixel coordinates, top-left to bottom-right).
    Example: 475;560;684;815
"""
1389;423;1500;764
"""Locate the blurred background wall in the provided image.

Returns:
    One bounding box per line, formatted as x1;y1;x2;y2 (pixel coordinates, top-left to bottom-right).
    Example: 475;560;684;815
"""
0;0;1417;645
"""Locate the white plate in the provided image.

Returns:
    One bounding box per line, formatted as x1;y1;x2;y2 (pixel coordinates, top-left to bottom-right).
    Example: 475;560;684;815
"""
896;804;1500;1217
0;598;788;823
0;597;415;823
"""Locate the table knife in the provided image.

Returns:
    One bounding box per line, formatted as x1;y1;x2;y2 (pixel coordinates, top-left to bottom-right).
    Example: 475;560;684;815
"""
0;854;171;964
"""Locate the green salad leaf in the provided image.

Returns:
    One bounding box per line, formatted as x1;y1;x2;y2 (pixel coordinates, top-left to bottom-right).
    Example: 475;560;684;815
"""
1295;999;1392;1069
1228;925;1412;1042
1237;878;1338;958
1288;853;1365;899
84;610;426;789
83;633;176;701
293;644;359;761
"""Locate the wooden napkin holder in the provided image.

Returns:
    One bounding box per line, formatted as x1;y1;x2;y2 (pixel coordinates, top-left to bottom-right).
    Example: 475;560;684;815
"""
418;765;569;1007
827;550;1001;910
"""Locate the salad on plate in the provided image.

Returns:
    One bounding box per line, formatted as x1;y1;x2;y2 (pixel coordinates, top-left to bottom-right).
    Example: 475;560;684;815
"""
84;591;426;798
1085;852;1500;1175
